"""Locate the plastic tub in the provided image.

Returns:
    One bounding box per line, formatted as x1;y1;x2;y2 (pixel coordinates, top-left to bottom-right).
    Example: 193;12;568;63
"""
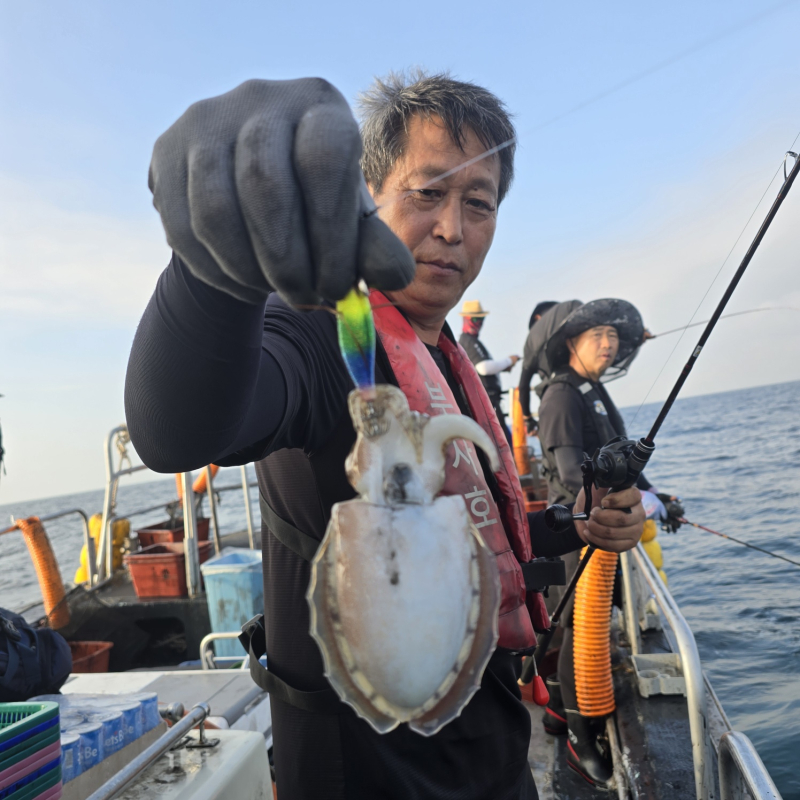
125;542;213;598
200;548;263;658
68;641;114;673
137;518;210;548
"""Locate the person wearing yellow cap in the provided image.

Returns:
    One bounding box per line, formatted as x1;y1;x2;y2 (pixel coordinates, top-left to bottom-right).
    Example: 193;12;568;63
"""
458;300;520;442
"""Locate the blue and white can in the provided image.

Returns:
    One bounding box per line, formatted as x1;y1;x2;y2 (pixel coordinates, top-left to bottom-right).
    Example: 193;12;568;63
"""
111;702;143;745
131;693;160;732
72;721;104;770
91;710;125;756
60;732;81;783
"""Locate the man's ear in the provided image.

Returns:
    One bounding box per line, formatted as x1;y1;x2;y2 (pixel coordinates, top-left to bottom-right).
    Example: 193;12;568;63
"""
566;337;576;355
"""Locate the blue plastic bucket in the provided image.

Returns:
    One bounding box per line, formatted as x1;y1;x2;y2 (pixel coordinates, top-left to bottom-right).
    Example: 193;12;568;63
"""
200;548;263;658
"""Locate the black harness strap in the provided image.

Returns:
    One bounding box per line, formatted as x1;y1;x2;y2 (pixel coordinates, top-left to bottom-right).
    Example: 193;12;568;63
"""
259;492;321;562
239;614;345;715
243;494;345;713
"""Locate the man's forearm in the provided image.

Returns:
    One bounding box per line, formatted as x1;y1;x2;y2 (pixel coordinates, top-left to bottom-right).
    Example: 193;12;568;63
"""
475;357;513;376
124;254;286;473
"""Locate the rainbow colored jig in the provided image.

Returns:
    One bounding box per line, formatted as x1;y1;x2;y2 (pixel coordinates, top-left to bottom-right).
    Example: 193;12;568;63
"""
336;287;376;398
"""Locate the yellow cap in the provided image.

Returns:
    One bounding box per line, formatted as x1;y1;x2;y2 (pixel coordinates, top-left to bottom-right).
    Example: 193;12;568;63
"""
459;300;489;317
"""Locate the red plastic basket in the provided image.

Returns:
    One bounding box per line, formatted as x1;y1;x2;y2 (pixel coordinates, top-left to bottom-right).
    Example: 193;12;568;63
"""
68;641;114;673
137;518;210;548
125;542;214;598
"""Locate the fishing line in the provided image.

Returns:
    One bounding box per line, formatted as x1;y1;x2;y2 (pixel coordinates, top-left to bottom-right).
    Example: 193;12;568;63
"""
628;129;800;427
680;517;800;569
372;0;798;215
652;306;800;337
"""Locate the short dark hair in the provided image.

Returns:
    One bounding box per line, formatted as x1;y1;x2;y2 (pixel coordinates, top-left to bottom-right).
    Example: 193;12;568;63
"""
529;301;558;329
358;70;516;204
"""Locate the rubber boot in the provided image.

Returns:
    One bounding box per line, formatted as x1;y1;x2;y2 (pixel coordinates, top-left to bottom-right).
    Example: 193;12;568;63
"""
542;676;568;736
565;711;614;791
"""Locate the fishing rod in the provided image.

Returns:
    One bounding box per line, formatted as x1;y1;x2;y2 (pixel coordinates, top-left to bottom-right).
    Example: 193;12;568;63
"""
680;517;800;569
520;148;800;686
652;306;800;338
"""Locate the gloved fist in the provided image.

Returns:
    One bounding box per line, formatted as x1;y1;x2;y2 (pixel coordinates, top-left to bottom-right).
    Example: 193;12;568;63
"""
149;79;416;305
656;493;685;533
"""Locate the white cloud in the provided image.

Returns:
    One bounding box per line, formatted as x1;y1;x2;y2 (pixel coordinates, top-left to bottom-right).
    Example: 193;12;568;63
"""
0;177;169;324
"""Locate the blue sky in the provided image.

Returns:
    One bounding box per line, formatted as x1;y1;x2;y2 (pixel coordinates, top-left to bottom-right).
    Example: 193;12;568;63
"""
1;0;799;503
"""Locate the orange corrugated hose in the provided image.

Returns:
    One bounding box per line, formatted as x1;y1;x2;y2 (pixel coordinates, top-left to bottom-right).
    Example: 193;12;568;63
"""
15;516;70;629
573;546;617;717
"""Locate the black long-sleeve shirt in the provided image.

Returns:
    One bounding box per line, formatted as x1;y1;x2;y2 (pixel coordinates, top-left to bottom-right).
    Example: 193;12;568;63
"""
125;254;583;799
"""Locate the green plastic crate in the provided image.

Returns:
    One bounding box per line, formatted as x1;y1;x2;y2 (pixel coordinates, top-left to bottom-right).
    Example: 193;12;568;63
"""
0;706;59;748
0;729;60;774
2;760;61;800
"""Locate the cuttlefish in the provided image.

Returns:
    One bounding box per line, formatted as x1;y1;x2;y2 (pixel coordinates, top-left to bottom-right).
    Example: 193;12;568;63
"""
307;384;501;736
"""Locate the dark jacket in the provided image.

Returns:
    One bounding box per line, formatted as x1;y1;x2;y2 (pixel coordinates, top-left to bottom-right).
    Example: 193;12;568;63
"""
518;300;582;418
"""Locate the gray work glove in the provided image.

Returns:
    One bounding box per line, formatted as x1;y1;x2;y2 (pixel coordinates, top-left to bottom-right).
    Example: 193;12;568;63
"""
148;78;416;305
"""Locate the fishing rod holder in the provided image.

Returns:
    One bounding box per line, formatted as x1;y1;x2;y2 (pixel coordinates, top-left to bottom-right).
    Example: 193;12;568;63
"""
544;436;655;533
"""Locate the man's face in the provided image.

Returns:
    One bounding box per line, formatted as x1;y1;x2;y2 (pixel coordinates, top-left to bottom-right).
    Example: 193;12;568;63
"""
371;116;501;334
568;325;620;380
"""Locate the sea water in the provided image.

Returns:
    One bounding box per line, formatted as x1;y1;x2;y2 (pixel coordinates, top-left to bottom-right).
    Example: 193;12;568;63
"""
1;386;798;796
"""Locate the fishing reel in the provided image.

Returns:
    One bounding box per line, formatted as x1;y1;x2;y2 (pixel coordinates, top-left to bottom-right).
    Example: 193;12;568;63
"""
544;435;655;533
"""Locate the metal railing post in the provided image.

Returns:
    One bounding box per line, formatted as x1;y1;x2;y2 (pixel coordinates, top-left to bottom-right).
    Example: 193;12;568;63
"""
632;544;715;800
241;465;256;549
96;425;148;583
181;472;201;597
619;551;641;656
719;731;782;800
96;426;123;583
205;466;222;555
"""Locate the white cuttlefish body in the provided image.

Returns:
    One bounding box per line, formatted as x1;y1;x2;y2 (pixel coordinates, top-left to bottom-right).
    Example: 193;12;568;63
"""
307;384;501;736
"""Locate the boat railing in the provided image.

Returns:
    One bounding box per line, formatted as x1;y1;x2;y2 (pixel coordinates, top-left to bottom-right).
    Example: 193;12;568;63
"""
718;731;782;800
622;544;716;800
87;702;213;800
199;631;249;670
97;425;150;581
95;424;258;590
0;507;98;586
622;545;783;800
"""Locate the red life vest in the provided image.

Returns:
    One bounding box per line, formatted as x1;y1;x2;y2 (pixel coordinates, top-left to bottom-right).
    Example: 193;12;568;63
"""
370;292;550;650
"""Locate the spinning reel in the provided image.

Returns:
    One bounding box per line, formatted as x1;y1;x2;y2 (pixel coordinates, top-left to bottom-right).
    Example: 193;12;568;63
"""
544;435;655;533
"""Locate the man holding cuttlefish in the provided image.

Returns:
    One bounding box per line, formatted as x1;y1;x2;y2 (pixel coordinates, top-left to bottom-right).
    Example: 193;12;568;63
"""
126;72;645;800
